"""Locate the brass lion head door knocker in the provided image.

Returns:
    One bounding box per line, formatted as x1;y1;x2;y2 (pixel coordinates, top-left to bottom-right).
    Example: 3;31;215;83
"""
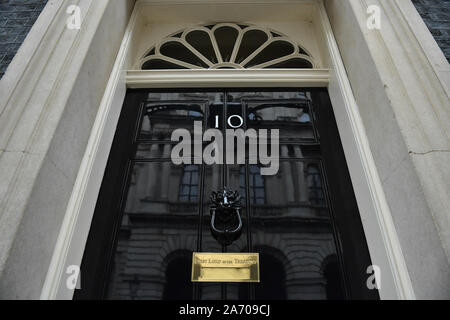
209;188;243;247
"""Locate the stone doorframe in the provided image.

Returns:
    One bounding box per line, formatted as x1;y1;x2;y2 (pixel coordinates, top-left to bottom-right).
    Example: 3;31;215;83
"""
0;0;448;300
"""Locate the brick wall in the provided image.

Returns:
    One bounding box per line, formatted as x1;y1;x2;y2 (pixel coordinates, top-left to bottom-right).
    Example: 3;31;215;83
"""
412;0;450;62
0;0;48;79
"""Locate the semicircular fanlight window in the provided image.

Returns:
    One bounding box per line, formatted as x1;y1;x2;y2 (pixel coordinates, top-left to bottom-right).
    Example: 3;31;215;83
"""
160;41;209;68
235;29;268;64
244;40;295;68
264;58;313;69
140;23;314;70
214;26;239;62
142;59;189;70
186;30;217;64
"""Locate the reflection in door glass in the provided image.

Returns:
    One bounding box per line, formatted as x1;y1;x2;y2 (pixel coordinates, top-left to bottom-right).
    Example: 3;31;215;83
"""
248;163;344;300
106;162;200;300
87;90;374;301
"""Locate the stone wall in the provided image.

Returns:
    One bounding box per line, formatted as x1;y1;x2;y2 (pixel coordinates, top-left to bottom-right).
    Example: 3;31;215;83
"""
0;0;136;299
412;0;450;61
0;0;48;78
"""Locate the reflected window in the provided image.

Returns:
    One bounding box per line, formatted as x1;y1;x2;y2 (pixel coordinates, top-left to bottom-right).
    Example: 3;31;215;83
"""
140;102;205;141
240;166;265;205
246;102;316;142
306;164;325;205
299;112;311;123
188;110;202;117
179;165;199;202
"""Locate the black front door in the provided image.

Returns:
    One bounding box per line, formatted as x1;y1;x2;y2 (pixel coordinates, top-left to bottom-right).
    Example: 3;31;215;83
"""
75;89;379;300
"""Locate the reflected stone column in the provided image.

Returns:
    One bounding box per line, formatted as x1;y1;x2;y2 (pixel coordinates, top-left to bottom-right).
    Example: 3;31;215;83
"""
144;144;160;201
124;166;138;213
281;146;294;203
294;146;308;202
160;144;172;200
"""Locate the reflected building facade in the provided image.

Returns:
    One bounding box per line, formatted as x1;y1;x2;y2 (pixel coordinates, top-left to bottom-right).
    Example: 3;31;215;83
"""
105;91;345;300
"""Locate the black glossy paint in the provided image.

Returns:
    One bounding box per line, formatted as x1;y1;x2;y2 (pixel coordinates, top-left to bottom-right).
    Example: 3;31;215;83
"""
75;89;378;300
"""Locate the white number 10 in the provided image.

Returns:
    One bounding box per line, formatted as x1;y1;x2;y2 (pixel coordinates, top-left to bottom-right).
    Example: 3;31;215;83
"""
215;115;244;129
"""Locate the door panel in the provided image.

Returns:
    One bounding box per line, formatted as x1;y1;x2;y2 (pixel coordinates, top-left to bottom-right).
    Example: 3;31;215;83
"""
75;89;379;300
106;161;200;300
246;161;343;300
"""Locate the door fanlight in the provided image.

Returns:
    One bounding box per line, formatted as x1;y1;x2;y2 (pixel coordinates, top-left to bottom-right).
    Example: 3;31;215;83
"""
139;23;315;70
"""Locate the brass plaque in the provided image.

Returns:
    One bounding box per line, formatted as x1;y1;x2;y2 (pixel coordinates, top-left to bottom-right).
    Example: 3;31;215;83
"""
192;253;260;283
